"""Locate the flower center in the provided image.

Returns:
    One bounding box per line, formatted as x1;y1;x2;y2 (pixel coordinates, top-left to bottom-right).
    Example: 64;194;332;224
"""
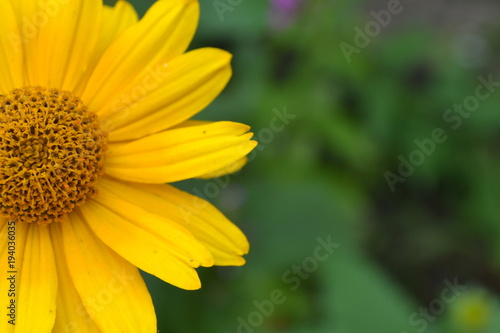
0;87;108;224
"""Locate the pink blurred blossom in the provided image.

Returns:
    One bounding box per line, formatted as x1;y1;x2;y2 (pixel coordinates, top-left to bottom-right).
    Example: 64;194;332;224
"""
272;0;303;13
269;0;304;30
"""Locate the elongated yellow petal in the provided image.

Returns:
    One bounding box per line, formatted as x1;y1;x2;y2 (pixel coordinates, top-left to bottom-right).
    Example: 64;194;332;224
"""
0;222;27;333
15;0;102;90
104;48;232;140
198;157;249;179
80;193;211;289
105;121;257;183
99;178;249;266
6;0;38;86
108;130;253;166
108;121;251;156
93;186;213;267
50;223;101;333
82;0;199;112
16;225;57;333
99;1;139;60
0;2;25;93
74;0;139;96
167;120;253;182
171;119;212;128
62;212;156;332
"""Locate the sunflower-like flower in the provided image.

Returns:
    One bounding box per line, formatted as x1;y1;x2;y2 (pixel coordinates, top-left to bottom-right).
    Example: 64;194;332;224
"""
0;0;256;331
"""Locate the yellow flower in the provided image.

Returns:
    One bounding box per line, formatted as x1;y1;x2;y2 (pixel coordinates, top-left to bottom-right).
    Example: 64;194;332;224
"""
0;0;257;332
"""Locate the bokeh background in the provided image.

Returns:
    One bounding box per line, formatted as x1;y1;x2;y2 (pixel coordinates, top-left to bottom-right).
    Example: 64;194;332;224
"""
105;0;500;332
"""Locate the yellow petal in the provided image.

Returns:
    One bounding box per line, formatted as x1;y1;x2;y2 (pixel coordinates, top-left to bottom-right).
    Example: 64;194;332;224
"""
74;0;139;96
0;221;27;333
6;0;38;87
15;0;102;90
93;186;213;267
16;224;57;333
98;1;139;61
206;246;247;266
99;178;249;266
198;157;249;179
82;0;199;112
104;48;232;140
61;212;156;332
80;195;211;289
105;121;257;183
170;122;253;181
0;2;25;93
171;119;212;128
50;223;101;333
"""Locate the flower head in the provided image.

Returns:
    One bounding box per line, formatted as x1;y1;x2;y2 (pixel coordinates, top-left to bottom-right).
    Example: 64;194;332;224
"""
0;0;256;332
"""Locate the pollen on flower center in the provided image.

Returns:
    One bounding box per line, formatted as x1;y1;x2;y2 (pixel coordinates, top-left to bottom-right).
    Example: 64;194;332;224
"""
0;86;108;224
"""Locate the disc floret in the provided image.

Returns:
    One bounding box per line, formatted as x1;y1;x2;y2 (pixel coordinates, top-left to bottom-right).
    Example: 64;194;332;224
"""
0;87;107;224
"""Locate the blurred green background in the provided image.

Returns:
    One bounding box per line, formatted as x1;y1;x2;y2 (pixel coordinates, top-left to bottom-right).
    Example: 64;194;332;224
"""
105;0;500;332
